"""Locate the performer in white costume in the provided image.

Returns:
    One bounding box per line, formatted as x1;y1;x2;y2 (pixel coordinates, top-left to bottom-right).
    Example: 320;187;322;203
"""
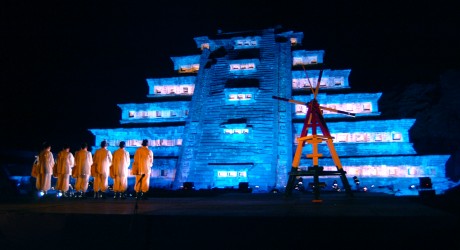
92;140;112;199
55;144;75;198
74;143;93;198
111;141;131;199
36;142;55;197
132;139;153;200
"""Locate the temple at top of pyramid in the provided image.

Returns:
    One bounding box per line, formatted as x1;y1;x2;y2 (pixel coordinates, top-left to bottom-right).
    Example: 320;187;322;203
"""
90;26;458;196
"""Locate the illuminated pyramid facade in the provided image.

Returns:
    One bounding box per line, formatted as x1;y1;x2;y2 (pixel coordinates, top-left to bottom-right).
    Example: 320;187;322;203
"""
90;27;455;196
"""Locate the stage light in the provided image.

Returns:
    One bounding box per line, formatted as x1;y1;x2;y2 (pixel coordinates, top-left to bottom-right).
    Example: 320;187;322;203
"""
353;176;360;185
182;182;195;190
332;180;340;192
363;186;368;192
57;192;63;198
409;184;417;189
238;182;252;193
352;176;360;191
38;191;45;198
419;177;432;189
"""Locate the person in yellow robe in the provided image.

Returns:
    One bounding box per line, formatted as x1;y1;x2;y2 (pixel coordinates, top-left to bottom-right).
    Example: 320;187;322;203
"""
92;140;112;199
55;144;75;198
36;142;55;198
131;139;153;200
74;143;93;198
111;141;131;199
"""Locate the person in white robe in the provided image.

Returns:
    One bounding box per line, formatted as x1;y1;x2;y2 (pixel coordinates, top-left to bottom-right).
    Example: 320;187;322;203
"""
131;139;153;200
36;142;55;197
92;140;112;199
74;143;93;198
55;144;75;197
111;141;131;199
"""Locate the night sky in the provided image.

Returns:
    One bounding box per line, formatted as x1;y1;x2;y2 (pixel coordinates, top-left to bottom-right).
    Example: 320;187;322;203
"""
1;1;459;153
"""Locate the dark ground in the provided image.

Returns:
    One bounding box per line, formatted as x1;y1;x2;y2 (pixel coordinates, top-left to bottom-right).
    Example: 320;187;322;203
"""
0;189;459;250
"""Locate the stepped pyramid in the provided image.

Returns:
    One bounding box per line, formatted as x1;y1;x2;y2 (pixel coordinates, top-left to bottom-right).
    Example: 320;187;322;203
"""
90;26;458;195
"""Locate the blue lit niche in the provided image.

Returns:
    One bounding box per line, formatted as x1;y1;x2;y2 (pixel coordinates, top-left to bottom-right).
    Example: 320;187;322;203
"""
118;101;190;124
232;36;261;49
228;59;260;75
170;55;201;73
89;126;184;181
275;30;304;47
220;118;253;142
210;119;254;188
210;163;251;189
333;155;448;179
291;50;325;66
295;154;442;194
89;126;184;156
146;76;196;97
193;36;217;51
292;69;351;90
299;154;450;195
293;119;424;178
292;92;382;118
224;78;259;105
293;119;416;156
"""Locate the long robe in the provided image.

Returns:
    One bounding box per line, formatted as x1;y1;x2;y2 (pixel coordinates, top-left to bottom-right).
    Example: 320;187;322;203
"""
111;147;131;193
74;149;93;192
36;149;55;193
55;149;75;192
132;146;153;193
92;147;112;192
